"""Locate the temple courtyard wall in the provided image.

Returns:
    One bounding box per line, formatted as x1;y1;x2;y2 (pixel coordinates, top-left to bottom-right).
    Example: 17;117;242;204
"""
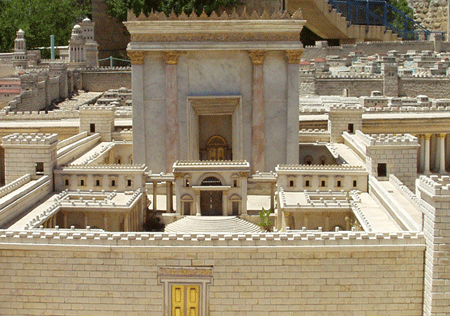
81;69;131;92
0;232;425;315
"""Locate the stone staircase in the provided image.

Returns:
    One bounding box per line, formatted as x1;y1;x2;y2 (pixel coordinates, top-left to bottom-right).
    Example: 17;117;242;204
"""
165;216;262;233
288;0;399;42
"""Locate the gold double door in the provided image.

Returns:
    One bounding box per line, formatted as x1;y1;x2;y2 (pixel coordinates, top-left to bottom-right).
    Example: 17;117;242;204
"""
171;284;200;316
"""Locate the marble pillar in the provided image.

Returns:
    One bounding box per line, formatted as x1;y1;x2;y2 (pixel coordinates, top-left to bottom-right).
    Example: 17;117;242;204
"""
128;51;146;165
152;181;158;212
420;134;425;173
83;212;88;228
270;182;275;212
63;212;67;229
164;51;181;173
103;212;108;231
166;181;173;213
439;133;447;173
249;51;266;174
425;134;431;174
124;213;129;231
286;50;302;164
240;172;249;215
304;213;309;230
195;190;201;216
325;213;331;231
222;191;228;216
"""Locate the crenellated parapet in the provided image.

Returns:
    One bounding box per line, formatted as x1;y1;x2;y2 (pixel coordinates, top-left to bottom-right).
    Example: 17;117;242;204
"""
2;133;58;146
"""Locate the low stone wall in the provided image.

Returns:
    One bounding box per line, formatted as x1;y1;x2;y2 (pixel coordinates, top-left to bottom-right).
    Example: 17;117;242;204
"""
314;77;383;97
0;230;425;315
81;69;131;92
400;76;450;98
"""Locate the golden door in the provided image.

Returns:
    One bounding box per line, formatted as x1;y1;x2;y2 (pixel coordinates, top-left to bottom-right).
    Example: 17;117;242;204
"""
171;284;200;316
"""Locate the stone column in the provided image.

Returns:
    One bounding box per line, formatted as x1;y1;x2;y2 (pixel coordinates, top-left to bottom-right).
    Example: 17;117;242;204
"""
424;134;431;174
128;51;145;165
249;50;266;174
420;134;425;173
439;134;447;173
195;190;201;216
63;211;67;229
103;212;108;231
239;172;249;215
124;213;129;231
222;191;228;216
303;213;309;230
164;51;181;173
270;182;275;212
152;181;158;212
166;181;173;213
285;50;303;164
83;211;88;228
325;213;331;231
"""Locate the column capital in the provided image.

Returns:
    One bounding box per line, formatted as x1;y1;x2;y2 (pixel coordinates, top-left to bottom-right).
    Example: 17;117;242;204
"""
439;133;447;139
163;51;182;65
194;190;200;195
173;172;183;179
223;190;229;196
285;50;304;64
248;50;267;65
425;134;432;140
102;212;108;218
127;51;144;65
239;172;250;178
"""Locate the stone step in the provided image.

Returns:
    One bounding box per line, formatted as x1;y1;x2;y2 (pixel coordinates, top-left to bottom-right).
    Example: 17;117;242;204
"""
165;216;262;233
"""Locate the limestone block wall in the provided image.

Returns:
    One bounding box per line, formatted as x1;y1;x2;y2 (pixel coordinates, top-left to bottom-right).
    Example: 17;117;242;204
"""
2;133;58;184
314;76;383;97
0;231;425;316
328;105;363;143
81;69;131;92
418;175;450;315
412;0;448;32
399;77;450;98
79;105;115;142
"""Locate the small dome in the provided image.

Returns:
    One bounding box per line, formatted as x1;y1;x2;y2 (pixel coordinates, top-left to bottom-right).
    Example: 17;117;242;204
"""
82;17;91;23
73;24;81;30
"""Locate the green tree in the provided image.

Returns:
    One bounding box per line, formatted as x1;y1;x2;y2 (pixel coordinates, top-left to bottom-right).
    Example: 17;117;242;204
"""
105;0;240;22
0;0;91;52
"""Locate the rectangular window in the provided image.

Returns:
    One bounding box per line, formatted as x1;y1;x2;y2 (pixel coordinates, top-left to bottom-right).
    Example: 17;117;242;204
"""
353;180;357;187
289;180;294;187
378;163;387;177
90;123;95;133
184;202;191;215
80;179;85;186
337;180;342;187
65;179;69;186
305;180;310;187
95;179;101;186
127;179;132;187
35;162;44;175
321;180;326;187
348;123;354;133
233;180;237;188
111;179;116;187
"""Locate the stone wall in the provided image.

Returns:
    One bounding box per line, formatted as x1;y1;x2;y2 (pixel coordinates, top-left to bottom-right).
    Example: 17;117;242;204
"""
399;76;450;98
0;231;425;315
81;68;131;92
412;0;448;32
314;77;383;97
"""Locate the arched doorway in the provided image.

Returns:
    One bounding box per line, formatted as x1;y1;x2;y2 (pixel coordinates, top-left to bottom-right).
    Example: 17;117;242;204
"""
200;176;223;216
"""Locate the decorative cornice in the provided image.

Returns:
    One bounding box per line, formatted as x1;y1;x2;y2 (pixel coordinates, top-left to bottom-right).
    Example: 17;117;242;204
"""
173;172;183;179
285;50;304;64
248;50;266;65
128;9;303;22
163;51;182;65
127;51;144;65
131;32;299;43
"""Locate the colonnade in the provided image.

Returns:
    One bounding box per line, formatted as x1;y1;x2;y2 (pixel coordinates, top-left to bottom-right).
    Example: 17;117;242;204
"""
417;133;448;174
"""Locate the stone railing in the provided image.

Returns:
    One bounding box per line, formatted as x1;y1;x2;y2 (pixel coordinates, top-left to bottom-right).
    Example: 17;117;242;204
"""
369;176;421;231
0;174;32;199
57;132;88;150
276;164;365;171
365;106;450;112
0;110;80;120
418;175;450;196
351;203;372;232
0;229;425;248
389;174;420;209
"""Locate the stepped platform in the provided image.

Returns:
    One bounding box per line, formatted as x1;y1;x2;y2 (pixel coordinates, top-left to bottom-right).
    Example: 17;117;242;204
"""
165;216;262;233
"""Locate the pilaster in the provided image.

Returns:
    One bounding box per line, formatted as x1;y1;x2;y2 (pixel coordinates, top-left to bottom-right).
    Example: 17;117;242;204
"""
164;51;182;172
249;50;266;174
286;50;302;164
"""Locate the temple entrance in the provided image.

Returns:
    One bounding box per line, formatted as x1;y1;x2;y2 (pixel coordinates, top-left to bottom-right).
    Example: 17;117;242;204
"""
200;176;223;216
199;115;232;161
200;191;222;216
